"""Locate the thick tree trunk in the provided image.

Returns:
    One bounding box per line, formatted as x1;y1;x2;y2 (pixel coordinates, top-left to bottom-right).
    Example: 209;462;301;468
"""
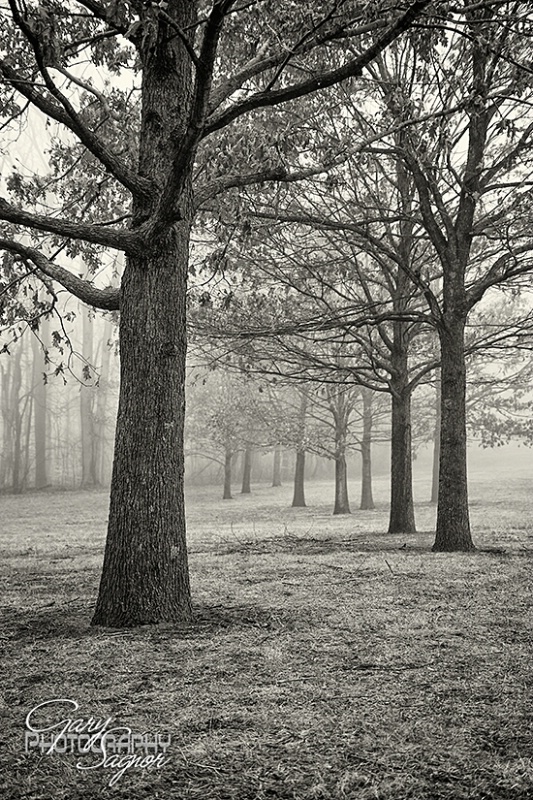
223;447;233;499
292;449;306;507
92;234;192;626
92;4;195;626
433;316;475;552
272;443;282;487
431;372;441;504
388;323;416;533
333;453;351;515
241;447;252;493
360;388;374;510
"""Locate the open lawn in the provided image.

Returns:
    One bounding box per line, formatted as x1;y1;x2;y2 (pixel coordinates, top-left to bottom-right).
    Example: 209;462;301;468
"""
0;468;532;799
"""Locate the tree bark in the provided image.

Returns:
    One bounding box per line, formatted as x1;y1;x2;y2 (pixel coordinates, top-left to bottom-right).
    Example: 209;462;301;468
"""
92;233;193;625
272;443;282;487
292;448;306;507
360;389;374;510
241;446;252;493
431;372;441;504
92;3;196;626
333;452;351;515
433;315;475;552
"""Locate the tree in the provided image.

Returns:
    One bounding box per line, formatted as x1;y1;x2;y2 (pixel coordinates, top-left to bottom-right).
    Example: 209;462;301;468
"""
360;387;375;510
367;8;533;550
0;1;453;625
185;367;271;499
200;200;437;530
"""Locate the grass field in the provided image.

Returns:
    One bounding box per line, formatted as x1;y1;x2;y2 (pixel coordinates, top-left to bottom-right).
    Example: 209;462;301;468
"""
1;468;532;799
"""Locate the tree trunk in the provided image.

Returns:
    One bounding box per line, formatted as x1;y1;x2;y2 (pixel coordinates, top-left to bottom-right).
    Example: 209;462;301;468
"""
272;443;282;487
433;316;475;552
333;453;351;515
431;372;441;504
292;449;306;507
92;4;195;626
292;388;308;507
31;325;48;489
92;235;193;626
360;388;374;510
388;322;416;533
223;447;233;499
241;446;252;494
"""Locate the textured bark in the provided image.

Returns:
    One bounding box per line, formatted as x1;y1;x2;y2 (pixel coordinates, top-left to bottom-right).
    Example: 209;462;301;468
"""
360;389;374;510
292;449;306;507
241;447;252;493
92;233;192;625
223;447;233;499
333;453;351;515
92;4;195;625
433;315;475;552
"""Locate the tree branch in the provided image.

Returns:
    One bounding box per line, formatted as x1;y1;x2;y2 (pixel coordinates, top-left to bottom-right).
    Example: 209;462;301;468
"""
0;238;120;310
155;1;236;227
466;242;533;309
0;60;152;200
203;0;434;136
0;197;139;253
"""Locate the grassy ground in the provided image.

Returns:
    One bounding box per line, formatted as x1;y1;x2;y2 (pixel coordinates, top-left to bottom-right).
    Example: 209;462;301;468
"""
1;470;532;799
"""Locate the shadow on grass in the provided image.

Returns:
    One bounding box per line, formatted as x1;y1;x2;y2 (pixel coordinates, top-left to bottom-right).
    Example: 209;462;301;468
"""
210;530;437;556
1;600;317;644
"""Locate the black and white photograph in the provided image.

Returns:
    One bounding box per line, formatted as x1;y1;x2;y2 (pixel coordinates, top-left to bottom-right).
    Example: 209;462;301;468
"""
1;2;532;797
